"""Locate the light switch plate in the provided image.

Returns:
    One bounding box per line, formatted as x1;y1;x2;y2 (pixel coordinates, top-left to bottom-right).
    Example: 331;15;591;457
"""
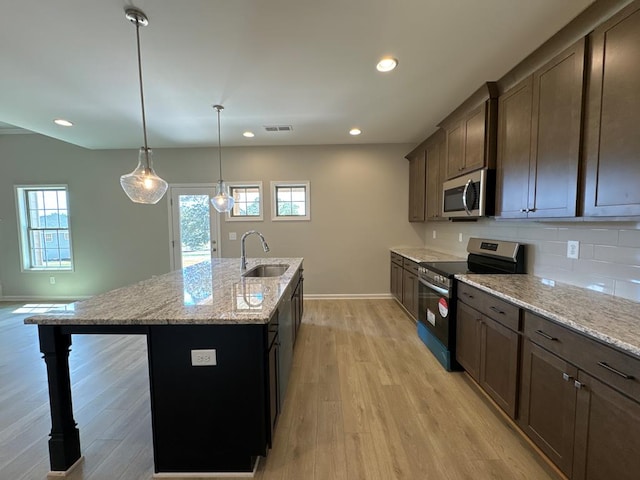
191;349;217;366
567;240;579;259
229;232;237;241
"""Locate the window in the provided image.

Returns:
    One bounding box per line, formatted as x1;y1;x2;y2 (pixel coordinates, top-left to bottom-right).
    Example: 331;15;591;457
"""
271;181;310;221
227;182;263;221
15;185;73;270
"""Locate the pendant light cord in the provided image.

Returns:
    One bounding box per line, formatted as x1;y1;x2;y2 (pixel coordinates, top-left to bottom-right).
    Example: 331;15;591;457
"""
216;106;223;180
135;21;150;167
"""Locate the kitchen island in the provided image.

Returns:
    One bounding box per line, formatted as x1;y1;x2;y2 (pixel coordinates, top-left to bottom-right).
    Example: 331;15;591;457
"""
25;257;304;477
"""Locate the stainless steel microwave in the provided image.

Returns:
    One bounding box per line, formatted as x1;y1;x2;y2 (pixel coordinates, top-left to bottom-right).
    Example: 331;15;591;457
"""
442;168;495;218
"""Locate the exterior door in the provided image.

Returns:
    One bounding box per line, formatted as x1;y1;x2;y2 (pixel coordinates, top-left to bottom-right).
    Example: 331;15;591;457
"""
169;185;221;270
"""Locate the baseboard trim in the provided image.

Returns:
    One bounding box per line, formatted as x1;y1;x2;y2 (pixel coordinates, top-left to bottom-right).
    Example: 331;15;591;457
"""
305;293;394;300
0;295;91;302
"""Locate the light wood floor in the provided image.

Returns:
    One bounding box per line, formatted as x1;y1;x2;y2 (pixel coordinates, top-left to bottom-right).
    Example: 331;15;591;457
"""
0;300;561;480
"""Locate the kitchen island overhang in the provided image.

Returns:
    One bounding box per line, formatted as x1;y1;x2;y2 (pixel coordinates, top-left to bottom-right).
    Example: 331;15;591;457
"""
25;257;304;477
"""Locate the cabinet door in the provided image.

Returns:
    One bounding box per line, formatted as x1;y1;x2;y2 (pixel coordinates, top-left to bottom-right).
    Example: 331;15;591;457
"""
425;132;445;220
496;76;533;218
528;39;584;218
462;103;487;174
456;301;482;381
583;2;640;216
446;120;465;179
479;316;519;418
390;261;403;301
408;151;426;222
402;270;418;319
268;339;279;446
573;371;640;480
519;339;577;477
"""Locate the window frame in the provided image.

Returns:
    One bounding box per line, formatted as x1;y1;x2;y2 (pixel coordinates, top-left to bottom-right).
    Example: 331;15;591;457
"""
225;181;264;222
270;181;311;221
14;185;74;272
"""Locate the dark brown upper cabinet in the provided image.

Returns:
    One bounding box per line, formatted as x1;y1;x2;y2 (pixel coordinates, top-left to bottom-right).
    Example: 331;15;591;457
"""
583;1;640;217
441;82;498;180
496;39;585;219
425;129;446;220
407;147;426;222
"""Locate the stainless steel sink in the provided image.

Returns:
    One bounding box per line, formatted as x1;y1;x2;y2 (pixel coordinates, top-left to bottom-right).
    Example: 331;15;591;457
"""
242;264;289;277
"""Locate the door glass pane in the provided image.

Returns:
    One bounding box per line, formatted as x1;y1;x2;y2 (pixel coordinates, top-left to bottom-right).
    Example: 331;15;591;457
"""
178;194;211;267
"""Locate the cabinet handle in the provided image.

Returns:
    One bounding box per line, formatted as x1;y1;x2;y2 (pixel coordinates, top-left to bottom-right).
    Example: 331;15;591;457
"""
535;330;558;341
574;380;584;390
464;293;474;299
597;361;635;380
520;209;527;213
562;372;573;382
489;306;505;315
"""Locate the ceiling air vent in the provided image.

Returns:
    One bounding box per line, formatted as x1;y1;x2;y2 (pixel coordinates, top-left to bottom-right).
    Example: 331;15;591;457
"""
264;125;293;132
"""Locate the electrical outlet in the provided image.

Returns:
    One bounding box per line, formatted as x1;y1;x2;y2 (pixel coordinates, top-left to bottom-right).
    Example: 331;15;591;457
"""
567;240;580;259
191;349;217;366
49;276;56;285
229;232;237;241
432;230;436;239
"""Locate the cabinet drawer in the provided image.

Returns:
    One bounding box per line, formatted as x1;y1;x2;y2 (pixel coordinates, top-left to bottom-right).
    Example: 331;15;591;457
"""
391;252;404;266
457;283;486;312
458;283;520;331
403;258;419;274
524;311;640;401
578;337;640;402
524;311;583;362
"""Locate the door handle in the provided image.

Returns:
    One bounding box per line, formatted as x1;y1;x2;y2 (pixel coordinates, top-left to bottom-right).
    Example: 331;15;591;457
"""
462;179;472;216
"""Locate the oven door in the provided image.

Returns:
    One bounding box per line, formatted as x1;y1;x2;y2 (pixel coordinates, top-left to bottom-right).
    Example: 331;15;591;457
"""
418;277;454;348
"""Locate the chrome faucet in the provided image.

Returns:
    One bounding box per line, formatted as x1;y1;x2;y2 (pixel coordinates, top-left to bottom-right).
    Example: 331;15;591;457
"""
240;230;270;271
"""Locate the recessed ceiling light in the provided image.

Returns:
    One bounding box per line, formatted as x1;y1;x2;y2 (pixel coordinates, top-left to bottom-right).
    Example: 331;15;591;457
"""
243;131;255;138
376;57;398;72
53;119;73;127
349;128;362;136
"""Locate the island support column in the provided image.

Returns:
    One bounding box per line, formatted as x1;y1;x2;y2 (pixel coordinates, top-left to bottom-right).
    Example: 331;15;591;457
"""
39;325;81;471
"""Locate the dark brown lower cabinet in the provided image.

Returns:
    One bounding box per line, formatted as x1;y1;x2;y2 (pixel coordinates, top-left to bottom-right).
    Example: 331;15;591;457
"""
456;298;519;418
456;301;481;381
402;268;419;319
390;260;403;301
480;317;519;418
519;339;578;477
572;372;640;480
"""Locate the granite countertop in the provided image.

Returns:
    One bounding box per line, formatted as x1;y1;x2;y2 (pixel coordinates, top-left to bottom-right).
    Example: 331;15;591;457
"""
456;274;640;359
390;246;465;264
25;258;304;326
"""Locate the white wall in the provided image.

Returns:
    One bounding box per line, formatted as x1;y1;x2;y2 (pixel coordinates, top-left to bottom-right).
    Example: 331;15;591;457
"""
422;219;640;302
0;134;423;299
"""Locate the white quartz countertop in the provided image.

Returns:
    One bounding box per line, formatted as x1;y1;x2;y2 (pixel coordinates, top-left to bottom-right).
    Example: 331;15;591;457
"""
456;274;640;359
25;258;304;326
390;246;465;264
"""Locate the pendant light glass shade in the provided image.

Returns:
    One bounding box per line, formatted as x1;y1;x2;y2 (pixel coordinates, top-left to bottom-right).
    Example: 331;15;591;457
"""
120;147;168;204
212;179;234;212
211;105;235;213
120;8;168;205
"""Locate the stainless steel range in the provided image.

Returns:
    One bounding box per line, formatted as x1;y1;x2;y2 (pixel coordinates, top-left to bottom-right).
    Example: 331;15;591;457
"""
417;238;525;371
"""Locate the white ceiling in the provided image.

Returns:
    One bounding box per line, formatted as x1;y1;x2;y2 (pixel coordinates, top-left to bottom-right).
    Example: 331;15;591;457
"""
0;0;593;150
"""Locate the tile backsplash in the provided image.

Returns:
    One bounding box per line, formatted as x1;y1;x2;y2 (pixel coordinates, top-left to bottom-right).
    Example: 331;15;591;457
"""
424;219;640;302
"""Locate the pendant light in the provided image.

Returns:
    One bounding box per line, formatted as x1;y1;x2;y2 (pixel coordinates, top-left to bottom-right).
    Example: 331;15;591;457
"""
119;7;168;205
211;105;235;213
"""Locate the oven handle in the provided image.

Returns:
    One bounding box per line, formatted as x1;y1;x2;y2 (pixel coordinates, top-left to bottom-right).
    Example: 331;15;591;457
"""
419;278;450;297
462;179;472;216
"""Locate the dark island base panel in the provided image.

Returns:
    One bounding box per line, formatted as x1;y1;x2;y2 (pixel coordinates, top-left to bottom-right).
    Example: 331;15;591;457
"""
38;323;271;475
148;325;268;474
